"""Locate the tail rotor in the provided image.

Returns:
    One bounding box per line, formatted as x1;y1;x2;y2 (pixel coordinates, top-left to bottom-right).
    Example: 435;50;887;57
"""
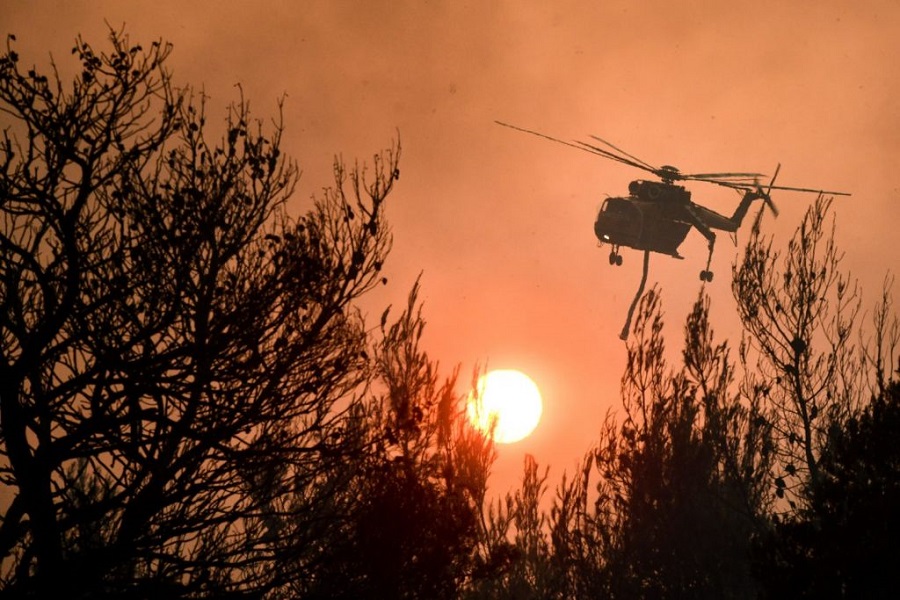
761;163;780;217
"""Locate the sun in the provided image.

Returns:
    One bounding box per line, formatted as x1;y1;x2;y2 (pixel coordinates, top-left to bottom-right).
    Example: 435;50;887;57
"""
467;369;543;444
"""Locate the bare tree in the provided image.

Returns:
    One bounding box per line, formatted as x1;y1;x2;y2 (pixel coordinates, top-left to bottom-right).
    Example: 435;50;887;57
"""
733;196;862;506
861;275;899;398
0;29;397;597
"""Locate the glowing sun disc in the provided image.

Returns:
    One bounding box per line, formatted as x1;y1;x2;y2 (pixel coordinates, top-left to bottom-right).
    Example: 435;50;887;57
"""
467;369;543;444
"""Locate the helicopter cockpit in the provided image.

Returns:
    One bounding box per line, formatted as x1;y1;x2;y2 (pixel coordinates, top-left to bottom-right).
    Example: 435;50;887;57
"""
595;195;690;258
594;197;641;246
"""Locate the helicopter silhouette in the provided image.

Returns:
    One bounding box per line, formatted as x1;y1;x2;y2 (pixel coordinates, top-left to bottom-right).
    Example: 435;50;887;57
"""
496;121;850;283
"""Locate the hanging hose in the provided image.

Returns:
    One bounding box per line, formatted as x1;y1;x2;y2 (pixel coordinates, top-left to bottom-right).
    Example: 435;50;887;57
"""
619;250;650;340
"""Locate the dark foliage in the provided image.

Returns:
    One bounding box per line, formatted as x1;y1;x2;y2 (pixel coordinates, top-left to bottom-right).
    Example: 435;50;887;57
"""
291;283;493;600
754;380;900;598
587;289;769;599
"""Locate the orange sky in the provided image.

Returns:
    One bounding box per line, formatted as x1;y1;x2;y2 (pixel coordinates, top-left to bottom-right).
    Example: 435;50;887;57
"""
6;0;899;496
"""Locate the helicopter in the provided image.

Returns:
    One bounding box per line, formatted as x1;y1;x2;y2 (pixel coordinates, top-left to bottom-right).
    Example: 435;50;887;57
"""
496;121;850;283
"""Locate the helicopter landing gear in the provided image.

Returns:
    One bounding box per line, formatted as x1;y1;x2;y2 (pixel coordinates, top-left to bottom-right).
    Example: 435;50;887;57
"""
698;237;715;282
609;247;623;266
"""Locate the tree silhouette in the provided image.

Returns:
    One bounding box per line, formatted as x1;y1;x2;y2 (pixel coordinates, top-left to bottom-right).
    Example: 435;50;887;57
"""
469;289;773;599
289;282;494;600
752;379;900;598
465;454;561;600
733;196;864;507
0;29;402;597
736;214;900;596
580;289;770;599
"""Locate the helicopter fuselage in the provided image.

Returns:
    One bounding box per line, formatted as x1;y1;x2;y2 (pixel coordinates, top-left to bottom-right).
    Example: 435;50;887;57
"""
594;180;693;257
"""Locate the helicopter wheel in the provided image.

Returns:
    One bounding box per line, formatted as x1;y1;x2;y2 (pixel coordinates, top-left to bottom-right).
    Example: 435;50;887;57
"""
609;251;623;266
615;254;623;266
700;270;714;282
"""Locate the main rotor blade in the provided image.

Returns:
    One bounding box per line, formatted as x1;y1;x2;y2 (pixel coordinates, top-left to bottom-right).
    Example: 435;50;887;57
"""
574;140;659;173
687;172;766;180
495;121;649;170
495;121;592;154
766;183;851;196
588;134;658;172
698;179;755;191
761;164;849;196
496;121;851;197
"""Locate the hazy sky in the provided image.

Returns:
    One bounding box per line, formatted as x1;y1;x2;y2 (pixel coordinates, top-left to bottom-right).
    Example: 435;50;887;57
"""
6;0;899;494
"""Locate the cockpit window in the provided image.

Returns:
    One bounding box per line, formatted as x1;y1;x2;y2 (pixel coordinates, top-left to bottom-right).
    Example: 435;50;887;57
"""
602;198;632;214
